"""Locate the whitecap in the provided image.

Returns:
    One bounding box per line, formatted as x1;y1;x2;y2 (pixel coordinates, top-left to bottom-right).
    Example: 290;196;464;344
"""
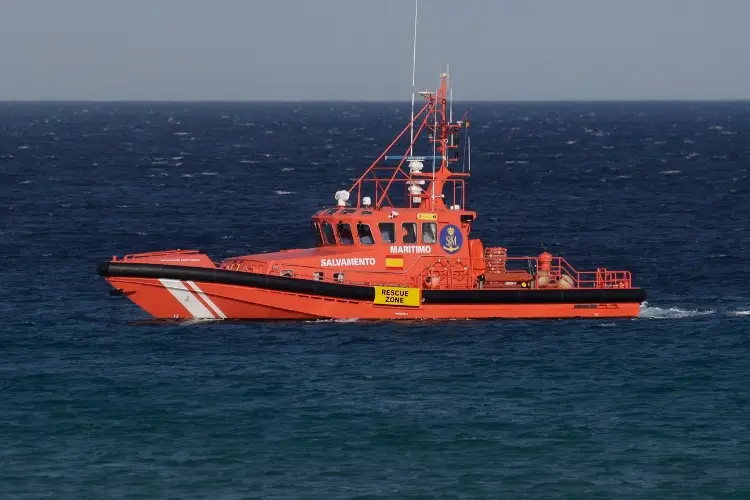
274;190;293;195
638;302;714;319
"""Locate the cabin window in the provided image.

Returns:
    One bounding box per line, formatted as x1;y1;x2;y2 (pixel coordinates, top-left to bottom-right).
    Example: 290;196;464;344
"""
401;222;417;244
311;221;323;246
322;221;336;244
422;222;437;244
341;208;356;214
360;210;372;215
337;222;354;245
313;271;324;281
324;208;339;215
357;223;375;245
378;222;396;243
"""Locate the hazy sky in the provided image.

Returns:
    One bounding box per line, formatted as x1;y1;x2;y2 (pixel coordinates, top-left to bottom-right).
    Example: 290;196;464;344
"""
1;0;748;101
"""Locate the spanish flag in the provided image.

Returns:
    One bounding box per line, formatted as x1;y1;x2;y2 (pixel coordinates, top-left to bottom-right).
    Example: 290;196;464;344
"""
385;255;404;270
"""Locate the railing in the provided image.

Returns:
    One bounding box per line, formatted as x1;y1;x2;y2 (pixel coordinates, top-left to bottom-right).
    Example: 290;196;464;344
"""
217;254;634;290
125;251;633;291
221;255;477;291
117;249;201;261
504;256;632;289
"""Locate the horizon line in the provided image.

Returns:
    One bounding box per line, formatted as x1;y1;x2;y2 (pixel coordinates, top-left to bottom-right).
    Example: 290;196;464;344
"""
1;97;749;104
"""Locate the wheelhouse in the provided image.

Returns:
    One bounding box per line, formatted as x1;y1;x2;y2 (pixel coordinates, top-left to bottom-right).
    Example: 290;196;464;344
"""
310;207;475;249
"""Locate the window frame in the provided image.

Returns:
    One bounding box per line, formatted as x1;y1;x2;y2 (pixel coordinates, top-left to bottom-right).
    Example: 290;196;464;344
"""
356;222;375;245
321;221;337;245
378;222;396;243
336;222;355;245
421;222;437;244
401;222;418;244
311;221;324;246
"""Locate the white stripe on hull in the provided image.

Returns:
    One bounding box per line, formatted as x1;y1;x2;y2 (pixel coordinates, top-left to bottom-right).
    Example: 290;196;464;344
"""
158;279;215;319
186;280;227;319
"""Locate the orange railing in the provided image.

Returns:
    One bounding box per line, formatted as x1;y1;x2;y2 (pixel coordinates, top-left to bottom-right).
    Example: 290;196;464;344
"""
116;249;202;261
116;250;633;290
219;254;633;291
220;255;476;290
505;256;632;289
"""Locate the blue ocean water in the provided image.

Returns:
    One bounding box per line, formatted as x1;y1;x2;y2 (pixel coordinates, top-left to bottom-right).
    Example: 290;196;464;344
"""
1;100;749;498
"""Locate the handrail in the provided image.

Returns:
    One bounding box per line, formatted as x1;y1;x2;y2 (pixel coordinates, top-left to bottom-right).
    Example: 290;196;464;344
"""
219;254;634;290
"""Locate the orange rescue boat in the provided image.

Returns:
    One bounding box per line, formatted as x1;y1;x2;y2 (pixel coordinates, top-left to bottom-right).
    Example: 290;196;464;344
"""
97;71;646;321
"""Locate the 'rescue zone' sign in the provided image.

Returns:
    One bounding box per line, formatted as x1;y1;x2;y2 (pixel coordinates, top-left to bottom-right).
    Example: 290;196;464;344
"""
373;286;421;307
320;257;376;267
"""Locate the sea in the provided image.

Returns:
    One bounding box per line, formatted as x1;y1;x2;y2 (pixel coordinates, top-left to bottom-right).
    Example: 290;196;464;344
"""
1;100;748;498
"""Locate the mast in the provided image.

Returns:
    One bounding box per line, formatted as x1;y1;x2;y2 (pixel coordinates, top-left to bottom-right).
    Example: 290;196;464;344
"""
346;1;470;212
409;0;418;156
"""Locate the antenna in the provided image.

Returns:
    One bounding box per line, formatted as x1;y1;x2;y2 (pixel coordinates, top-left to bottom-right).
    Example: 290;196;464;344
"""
431;91;437;203
448;63;456;152
409;0;418;156
448;63;453;147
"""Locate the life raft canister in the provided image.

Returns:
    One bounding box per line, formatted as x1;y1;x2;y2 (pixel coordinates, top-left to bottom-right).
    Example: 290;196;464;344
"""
538;251;553;272
536;251;553;287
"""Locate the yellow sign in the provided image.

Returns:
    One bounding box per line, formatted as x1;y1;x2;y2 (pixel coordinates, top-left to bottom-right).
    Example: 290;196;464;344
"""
374;286;421;307
417;213;438;221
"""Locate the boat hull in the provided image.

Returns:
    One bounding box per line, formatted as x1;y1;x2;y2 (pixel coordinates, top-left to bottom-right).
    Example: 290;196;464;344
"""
98;262;646;321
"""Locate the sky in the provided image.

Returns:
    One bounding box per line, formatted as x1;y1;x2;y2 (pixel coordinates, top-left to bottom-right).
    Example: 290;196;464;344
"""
0;0;748;101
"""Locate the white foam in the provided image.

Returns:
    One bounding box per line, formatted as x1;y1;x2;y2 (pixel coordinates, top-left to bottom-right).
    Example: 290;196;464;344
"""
274;190;293;195
179;318;220;326
638;301;715;319
305;318;359;323
730;310;750;317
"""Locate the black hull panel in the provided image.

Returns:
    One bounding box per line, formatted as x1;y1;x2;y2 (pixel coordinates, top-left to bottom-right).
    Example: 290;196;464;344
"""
97;262;647;305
